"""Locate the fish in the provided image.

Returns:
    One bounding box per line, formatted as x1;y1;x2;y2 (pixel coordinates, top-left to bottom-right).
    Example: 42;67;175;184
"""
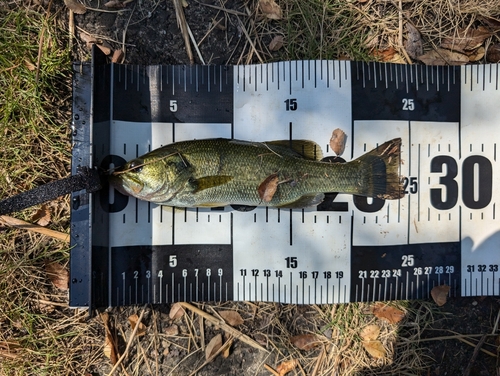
109;138;404;208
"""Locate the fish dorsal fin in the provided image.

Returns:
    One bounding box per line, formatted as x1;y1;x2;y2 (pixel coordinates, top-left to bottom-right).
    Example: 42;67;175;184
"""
265;140;323;160
277;193;325;208
190;175;233;193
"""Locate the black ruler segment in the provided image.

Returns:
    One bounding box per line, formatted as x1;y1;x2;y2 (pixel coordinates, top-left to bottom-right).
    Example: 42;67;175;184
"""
351;62;461;122
110;245;233;306
112;65;233;123
350;242;461;302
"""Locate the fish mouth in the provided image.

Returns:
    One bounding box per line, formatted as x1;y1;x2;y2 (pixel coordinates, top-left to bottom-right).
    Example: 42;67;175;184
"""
109;173;144;196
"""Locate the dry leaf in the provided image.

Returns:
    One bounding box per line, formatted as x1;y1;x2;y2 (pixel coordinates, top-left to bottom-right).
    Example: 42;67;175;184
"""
222;338;233;358
104;0;125;8
360;324;380;341
258;0;282;20
64;0;87;14
79;32;98;45
269;35;284;51
372;47;405;64
405;23;423;59
44;261;69;291
104;332;118;365
164;324;179;336
487;43;500;63
101;313;118;365
205;333;222;360
362;340;386;359
24;59;36;71
371;303;405;324
431;285;450;306
418;48;469;66
112;49;124;64
32;204;51;227
276;359;298;376
258;174;279;203
329;128;347;156
290;334;319;351
128;314;147;337
169;302;185;320
218;310;244;326
440;27;492;53
467;46;485;62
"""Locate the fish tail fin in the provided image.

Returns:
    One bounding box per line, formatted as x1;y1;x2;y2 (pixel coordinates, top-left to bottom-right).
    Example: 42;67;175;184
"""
353;138;405;200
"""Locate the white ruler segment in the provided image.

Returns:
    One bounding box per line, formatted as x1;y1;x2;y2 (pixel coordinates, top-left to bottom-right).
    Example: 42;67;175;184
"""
99;62;500;304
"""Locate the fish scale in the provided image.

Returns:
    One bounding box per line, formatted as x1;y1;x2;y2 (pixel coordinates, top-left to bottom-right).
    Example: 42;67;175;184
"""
70;52;500;309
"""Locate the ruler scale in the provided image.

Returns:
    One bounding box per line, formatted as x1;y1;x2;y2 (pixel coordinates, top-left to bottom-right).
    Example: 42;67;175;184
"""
70;50;500;308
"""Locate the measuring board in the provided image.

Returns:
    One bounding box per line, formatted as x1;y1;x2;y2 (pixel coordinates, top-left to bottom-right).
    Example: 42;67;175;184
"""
69;49;500;309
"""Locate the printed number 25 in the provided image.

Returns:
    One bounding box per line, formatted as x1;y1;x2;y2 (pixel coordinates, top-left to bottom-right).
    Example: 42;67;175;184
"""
402;98;414;111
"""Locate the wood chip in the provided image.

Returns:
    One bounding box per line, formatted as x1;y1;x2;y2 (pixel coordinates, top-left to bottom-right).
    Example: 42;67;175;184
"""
64;0;87;14
112;49;125;63
258;174;279;203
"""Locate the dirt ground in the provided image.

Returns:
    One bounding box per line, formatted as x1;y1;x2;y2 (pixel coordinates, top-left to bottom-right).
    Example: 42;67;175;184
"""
72;1;500;375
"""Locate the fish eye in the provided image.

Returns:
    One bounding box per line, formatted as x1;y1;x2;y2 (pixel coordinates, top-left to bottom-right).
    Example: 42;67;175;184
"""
128;159;144;173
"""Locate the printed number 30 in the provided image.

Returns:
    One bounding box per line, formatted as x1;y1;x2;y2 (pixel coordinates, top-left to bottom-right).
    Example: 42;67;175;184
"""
402;98;414;111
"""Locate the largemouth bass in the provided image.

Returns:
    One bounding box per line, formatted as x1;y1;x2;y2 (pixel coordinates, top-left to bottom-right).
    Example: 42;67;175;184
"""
110;138;404;208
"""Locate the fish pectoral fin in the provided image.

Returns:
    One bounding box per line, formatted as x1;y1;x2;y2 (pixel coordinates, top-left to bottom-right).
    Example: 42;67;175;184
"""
265;140;323;160
191;175;233;193
277;193;325;208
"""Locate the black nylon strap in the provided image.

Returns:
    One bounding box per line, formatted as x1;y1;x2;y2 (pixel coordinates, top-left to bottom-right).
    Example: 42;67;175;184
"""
0;167;102;216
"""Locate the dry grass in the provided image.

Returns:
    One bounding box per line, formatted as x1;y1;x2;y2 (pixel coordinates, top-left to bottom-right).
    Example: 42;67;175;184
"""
2;0;500;375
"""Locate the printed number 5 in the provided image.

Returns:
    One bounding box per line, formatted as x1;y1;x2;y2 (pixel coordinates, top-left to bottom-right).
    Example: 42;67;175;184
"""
170;100;178;112
402;98;414;111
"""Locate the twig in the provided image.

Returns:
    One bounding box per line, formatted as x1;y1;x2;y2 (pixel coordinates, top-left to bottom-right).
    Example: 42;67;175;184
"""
107;305;148;376
456;336;497;358
186;21;205;64
68;9;74;52
263;364;280;376
464;334;488;376
121;2;136;61
188;335;234;376
35;0;54;84
199;315;205;351
311;346;325;376
193;0;247;16
237;17;264;64
179;302;268;352
172;0;194;64
0;215;69;242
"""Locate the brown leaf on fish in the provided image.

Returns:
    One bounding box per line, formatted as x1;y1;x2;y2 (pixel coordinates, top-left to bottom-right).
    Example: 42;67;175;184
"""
329;128;346;156
258;174;279;202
